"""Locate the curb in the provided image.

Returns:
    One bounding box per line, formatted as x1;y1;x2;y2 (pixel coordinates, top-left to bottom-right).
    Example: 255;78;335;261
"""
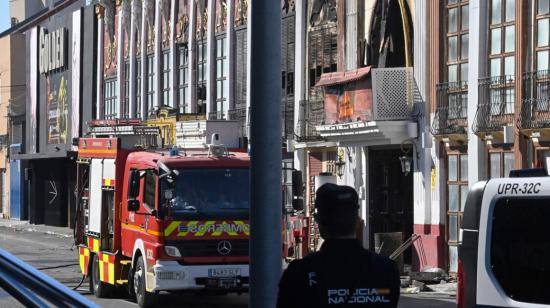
0;220;73;238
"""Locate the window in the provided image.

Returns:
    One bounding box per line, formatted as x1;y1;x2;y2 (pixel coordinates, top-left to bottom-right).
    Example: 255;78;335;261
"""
197;40;207;114
490;198;550;305
136;58;142;119
489;0;515;78
282;14;296;139
177;44;189;113
215;36;228;118
536;0;550;71
446;0;469;83
143;170;156;207
235;28;247;111
147;54;155;117
308;26;338;96
104;77;118;119
123;61;130;119
447;153;468;273
489;151;514;178
161;50;172;108
487;0;515;116
282;15;295;95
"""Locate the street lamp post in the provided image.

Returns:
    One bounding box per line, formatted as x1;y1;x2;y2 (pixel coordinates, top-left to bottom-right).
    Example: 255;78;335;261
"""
249;1;282;307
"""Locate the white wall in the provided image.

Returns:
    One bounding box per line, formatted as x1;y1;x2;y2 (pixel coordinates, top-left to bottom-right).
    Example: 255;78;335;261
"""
413;0;432;226
467;0;488;186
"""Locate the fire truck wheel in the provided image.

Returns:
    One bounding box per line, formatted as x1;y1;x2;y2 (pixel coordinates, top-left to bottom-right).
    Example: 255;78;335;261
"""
134;256;156;307
91;254;114;298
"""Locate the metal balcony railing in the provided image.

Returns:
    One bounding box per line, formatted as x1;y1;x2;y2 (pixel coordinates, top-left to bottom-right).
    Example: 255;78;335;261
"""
228;107;248;137
208;110;225;120
296;99;325;142
520;70;550;129
431;81;468;135
282;104;294;140
472;75;515;133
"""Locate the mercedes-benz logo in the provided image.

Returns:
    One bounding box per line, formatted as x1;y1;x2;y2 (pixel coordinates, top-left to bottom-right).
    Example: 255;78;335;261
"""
217;240;232;255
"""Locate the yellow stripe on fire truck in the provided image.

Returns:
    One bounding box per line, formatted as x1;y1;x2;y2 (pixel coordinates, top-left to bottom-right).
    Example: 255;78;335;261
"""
165;221;250;237
98;252;116;285
164;221;181;236
78;246;90;275
102;178;116;187
87;236;100;253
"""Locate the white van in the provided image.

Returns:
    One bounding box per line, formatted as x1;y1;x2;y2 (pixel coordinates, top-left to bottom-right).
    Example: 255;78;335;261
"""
458;168;550;308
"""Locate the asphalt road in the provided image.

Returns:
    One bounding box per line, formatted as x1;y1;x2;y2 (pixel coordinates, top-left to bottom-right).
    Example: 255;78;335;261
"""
0;225;455;307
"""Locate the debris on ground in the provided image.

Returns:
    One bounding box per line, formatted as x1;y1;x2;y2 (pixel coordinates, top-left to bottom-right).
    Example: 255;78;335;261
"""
401;287;420;294
411;280;428;291
425;282;457;295
410;267;449;284
400;276;411;288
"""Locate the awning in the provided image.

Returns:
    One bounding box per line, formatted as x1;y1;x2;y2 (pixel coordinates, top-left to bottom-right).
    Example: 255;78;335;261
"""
315;66;371;87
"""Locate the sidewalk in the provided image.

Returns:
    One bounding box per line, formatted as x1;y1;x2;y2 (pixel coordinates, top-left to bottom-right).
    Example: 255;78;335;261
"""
0;219;73;238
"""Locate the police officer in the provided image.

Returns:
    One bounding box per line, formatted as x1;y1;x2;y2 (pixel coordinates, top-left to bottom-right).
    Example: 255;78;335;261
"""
277;183;400;307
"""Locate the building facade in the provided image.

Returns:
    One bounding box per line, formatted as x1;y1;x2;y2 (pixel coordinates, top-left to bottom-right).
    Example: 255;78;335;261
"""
291;0;435;272
15;0;550;276
431;0;550;273
11;0;96;227
0;0;47;220
0;33;26;219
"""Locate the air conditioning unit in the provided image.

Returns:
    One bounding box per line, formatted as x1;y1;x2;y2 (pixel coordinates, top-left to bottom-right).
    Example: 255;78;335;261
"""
9;143;22;156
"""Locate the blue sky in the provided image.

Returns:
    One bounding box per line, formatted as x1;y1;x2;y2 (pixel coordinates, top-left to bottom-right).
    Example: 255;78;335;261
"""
0;0;10;33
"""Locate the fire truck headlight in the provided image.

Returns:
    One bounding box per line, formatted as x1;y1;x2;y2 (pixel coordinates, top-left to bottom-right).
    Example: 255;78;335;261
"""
164;246;181;257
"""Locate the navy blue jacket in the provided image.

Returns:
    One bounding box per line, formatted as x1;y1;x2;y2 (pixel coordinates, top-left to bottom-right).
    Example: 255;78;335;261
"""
277;239;400;308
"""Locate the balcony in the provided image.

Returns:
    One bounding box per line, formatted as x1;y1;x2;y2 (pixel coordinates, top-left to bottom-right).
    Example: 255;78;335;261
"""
296;99;325;142
473;75;515;134
313;68;419;146
282;104;294;140
520;70;550;130
228;107;249;137
431;82;468;136
208;110;226;120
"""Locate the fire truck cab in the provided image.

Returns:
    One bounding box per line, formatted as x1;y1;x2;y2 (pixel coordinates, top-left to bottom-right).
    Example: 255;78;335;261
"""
75;121;250;307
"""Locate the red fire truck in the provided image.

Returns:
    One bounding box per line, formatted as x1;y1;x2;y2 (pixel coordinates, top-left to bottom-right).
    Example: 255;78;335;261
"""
74;121;252;307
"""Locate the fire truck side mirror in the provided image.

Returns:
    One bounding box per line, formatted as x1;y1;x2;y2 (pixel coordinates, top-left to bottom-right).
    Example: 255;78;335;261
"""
292;170;303;197
128;199;140;212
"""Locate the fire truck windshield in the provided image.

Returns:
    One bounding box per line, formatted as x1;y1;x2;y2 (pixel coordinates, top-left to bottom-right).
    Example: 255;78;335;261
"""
161;168;250;219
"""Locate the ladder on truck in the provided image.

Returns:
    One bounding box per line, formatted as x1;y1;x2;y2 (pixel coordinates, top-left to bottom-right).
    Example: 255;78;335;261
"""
87;119;161;148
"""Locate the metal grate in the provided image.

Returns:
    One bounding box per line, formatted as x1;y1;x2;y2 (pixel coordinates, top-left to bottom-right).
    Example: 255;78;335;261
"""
520;70;550;129
431;82;469;135
166;239;249;257
372;68;414;121
208;111;225;120
473;75;515;133
88;125;160;136
228;108;249;137
296;99;325;141
282;102;294;140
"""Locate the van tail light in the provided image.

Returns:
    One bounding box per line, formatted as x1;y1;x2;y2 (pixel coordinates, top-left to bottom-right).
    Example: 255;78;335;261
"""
457;258;465;308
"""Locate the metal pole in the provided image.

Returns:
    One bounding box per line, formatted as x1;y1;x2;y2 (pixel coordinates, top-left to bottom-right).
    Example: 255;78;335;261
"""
249;0;282;307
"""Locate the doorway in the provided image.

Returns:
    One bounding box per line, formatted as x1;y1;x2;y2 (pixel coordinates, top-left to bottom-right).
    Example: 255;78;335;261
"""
369;147;414;265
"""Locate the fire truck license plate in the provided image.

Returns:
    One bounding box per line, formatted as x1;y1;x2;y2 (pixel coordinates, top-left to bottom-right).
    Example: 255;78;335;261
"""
219;278;237;289
208;268;241;277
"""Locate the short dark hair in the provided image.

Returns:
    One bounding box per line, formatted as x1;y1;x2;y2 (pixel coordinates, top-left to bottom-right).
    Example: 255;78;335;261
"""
314;183;359;237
